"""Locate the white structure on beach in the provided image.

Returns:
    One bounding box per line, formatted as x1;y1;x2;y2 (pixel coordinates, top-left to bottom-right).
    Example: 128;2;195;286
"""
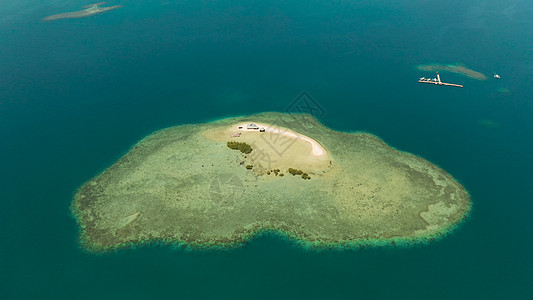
246;123;259;130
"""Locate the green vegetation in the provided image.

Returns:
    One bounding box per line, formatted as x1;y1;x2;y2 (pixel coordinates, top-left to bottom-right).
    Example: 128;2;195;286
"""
227;141;253;154
288;168;303;175
288;168;311;179
266;169;284;176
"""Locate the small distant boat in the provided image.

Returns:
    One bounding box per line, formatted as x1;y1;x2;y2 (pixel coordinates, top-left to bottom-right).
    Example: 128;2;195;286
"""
494;74;501;79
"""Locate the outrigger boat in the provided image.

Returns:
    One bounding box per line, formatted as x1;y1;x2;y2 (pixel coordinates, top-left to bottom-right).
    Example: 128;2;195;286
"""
418;72;463;88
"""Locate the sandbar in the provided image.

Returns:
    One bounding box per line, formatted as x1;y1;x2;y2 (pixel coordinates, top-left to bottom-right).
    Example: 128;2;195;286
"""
72;112;471;252
235;123;326;156
43;2;122;21
417;64;488;80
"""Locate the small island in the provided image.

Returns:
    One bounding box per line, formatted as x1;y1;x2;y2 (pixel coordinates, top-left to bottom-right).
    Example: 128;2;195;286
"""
72;113;471;252
417;63;488;80
43;2;122;21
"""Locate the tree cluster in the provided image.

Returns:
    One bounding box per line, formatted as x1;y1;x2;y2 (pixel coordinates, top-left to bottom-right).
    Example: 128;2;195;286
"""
287;168;311;180
227;141;253;154
267;169;282;176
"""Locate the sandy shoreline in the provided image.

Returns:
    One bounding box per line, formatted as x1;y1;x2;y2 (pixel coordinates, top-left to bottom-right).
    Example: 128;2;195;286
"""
200;121;332;173
235;122;326;156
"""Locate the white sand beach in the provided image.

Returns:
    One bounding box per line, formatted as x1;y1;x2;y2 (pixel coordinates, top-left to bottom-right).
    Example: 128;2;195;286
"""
202;121;331;173
235;122;326;156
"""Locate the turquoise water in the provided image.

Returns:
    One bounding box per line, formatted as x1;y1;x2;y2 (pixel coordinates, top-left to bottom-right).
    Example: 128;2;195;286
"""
1;0;532;298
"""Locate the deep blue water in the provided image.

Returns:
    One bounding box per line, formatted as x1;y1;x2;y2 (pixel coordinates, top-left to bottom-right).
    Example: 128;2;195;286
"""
1;0;532;298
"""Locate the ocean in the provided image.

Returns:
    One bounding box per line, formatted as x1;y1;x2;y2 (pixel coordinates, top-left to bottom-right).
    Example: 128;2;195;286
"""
1;0;532;298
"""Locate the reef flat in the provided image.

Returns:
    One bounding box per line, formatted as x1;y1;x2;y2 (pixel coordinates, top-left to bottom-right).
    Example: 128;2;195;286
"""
72;113;471;252
43;2;121;21
417;64;488;80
